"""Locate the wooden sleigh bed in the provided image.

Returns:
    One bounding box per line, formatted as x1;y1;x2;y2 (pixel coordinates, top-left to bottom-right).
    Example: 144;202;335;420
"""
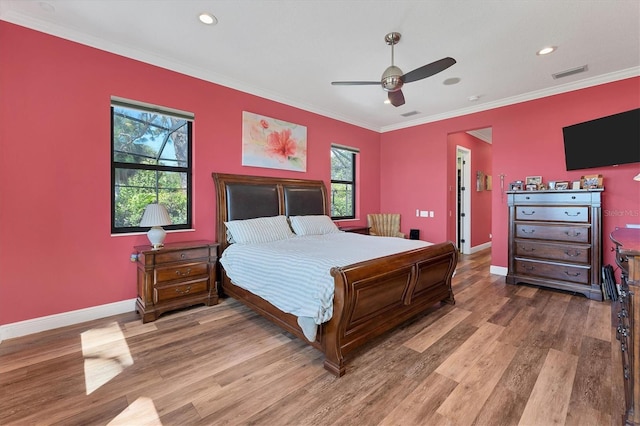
213;173;458;376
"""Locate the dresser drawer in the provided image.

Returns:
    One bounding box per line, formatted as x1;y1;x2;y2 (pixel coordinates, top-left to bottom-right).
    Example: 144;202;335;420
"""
515;206;590;223
514;259;591;285
514;240;590;264
154;247;211;264
155;262;209;283
515;224;591;243
154;278;209;303
512;192;594;204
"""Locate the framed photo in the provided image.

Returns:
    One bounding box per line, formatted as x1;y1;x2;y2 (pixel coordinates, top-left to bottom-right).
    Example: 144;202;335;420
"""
580;174;603;189
555;181;569;190
572;181;581;190
525;176;542;189
509;181;523;191
525;183;537;191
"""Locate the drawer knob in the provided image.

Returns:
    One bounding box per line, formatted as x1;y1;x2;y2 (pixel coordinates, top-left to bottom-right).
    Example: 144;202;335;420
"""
181;253;186;259
176;268;192;277
175;285;192;294
564;211;580;217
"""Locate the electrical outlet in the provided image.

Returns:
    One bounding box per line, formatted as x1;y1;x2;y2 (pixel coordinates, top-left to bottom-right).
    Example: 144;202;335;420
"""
429;211;434;217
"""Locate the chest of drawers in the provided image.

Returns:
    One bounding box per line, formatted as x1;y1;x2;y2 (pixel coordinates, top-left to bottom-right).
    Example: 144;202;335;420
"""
506;190;603;300
611;228;640;425
134;240;219;323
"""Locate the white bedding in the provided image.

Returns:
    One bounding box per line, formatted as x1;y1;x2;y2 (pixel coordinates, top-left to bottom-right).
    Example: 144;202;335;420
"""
220;232;431;340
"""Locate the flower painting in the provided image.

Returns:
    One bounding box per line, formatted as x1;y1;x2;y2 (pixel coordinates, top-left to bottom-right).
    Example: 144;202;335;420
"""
242;112;307;172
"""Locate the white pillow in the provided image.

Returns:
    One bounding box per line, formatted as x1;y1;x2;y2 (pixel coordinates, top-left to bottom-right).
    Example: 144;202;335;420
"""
224;215;294;244
289;215;341;236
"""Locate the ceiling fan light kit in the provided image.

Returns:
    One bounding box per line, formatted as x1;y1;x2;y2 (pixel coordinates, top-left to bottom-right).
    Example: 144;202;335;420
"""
331;32;456;107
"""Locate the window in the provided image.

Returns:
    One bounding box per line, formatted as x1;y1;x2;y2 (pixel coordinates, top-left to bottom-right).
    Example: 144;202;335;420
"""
111;99;193;233
330;145;357;219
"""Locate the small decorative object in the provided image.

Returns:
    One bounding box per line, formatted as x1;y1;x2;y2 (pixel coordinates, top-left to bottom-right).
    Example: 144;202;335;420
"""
572;181;581;190
486;175;492;191
555;181;569;190
242;111;307;172
525;176;542;189
526;183;537;191
538;183;547;190
580;174;603;189
548;181;556;190
510;181;523;191
477;171;485;191
140;203;172;249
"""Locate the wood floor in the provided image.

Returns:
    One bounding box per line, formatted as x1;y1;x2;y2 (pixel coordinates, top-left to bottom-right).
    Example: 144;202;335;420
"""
0;249;625;425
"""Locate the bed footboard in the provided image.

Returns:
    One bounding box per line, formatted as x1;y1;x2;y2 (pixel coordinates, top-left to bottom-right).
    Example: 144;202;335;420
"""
324;241;458;376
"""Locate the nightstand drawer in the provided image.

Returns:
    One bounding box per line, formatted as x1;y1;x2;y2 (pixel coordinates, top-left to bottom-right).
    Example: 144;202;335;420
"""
155;262;209;283
154;278;209;303
154;247;210;264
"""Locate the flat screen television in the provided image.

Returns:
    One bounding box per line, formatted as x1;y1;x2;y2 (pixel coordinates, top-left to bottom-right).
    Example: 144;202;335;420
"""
562;108;640;171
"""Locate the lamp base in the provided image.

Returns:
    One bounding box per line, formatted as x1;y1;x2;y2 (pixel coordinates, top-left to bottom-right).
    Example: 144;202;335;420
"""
147;226;167;249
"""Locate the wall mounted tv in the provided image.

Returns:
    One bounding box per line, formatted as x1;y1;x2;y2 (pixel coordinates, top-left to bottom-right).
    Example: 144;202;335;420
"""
562;108;639;171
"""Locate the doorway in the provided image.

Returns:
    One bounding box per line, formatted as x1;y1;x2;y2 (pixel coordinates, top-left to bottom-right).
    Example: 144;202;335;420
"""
456;146;471;254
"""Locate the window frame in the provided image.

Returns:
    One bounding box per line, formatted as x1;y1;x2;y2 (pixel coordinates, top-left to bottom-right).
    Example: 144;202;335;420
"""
330;145;358;220
110;99;194;234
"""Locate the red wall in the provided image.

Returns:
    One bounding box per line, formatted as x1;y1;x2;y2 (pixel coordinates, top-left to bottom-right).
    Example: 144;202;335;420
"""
447;132;493;248
382;77;640;271
0;22;380;325
1;21;638;327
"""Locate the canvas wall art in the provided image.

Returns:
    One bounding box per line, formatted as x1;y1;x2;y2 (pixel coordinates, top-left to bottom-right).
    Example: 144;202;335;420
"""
242;111;307;172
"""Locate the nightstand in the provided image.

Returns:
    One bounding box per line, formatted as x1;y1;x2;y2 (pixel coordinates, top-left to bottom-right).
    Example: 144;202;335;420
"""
339;226;370;235
134;240;219;323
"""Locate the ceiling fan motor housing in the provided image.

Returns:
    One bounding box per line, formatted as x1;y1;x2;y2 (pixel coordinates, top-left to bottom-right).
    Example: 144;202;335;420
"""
381;65;404;92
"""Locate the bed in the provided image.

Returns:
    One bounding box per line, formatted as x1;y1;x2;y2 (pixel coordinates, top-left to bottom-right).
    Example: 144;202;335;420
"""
213;172;458;376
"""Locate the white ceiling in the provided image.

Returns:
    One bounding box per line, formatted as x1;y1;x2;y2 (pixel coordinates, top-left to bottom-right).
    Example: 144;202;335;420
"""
1;0;639;132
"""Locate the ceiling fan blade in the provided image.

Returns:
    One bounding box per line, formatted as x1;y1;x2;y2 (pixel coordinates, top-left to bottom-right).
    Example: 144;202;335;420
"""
402;57;456;83
388;90;405;107
331;81;380;86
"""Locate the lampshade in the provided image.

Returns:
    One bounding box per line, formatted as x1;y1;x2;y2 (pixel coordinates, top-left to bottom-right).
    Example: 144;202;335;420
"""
140;203;172;249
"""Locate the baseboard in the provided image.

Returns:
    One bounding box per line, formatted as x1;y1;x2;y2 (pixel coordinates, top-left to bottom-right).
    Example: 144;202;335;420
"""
490;265;508;276
470;241;492;254
0;298;136;343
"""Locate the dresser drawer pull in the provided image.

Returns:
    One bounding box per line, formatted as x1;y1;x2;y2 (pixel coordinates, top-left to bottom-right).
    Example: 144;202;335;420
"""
564;250;581;257
180;253;186;259
564;211;581;217
521;228;535;234
176;268;192;277
564;230;581;237
521;210;535;215
175;285;192;294
564;271;581;277
523;265;535;271
520;246;535;252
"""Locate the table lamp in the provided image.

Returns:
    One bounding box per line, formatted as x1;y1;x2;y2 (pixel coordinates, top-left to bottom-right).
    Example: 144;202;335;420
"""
140;203;172;249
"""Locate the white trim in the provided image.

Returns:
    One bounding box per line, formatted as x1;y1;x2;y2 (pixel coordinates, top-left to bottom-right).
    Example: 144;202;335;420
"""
490;265;508;276
0;299;136;343
470;241;492;254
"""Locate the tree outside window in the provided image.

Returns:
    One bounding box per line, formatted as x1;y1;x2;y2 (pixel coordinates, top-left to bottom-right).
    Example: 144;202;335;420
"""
111;102;193;233
331;146;357;219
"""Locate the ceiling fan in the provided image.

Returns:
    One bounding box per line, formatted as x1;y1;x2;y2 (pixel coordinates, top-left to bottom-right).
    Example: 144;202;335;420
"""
331;32;456;107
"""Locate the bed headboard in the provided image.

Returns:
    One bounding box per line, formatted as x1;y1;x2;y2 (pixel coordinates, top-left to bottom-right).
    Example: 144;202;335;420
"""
213;173;329;252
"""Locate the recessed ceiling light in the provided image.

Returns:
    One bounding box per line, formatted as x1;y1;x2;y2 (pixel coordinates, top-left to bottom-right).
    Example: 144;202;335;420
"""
198;13;218;25
536;46;557;56
467;95;480;102
443;77;461;85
